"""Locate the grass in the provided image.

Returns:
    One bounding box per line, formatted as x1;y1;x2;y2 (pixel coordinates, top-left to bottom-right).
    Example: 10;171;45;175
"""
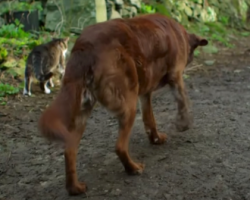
0;83;19;105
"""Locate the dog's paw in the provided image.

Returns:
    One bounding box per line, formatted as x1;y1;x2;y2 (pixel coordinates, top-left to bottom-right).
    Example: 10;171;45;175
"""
67;182;87;196
150;132;167;145
175;113;193;132
125;162;145;175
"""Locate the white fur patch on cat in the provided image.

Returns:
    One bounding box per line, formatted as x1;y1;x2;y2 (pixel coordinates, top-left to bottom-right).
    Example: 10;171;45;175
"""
63;49;67;58
23;88;31;96
58;65;65;74
23;78;31;96
44;84;51;94
49;78;54;87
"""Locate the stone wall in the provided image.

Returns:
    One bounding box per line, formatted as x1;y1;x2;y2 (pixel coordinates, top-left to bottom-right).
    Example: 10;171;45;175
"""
44;0;141;32
106;0;141;19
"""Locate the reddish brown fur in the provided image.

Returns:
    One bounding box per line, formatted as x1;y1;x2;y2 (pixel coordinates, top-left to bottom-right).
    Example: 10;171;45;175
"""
38;13;208;195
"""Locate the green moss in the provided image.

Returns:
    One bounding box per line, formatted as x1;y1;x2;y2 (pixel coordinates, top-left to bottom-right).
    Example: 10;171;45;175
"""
0;47;8;61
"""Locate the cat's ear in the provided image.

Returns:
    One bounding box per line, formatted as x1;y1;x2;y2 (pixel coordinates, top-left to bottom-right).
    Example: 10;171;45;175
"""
64;37;69;43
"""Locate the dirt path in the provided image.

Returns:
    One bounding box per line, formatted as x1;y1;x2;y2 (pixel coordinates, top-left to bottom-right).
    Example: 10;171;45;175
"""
1;37;250;200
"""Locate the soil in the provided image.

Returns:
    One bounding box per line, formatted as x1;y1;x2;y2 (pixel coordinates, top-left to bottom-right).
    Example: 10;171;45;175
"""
1;36;250;200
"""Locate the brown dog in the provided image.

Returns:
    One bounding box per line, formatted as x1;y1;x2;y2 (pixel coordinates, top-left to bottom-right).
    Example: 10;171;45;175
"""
38;13;208;195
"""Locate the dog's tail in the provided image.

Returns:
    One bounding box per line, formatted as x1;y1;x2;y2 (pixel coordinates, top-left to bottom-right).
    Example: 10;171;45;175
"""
38;43;96;147
38;117;75;147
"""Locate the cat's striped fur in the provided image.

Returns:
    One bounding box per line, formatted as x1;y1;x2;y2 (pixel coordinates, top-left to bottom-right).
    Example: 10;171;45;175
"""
23;37;69;96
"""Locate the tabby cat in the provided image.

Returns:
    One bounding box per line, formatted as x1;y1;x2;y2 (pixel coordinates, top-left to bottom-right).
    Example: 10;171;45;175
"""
23;37;69;96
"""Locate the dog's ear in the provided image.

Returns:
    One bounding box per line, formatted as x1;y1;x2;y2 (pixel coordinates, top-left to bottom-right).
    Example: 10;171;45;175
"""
198;38;208;46
189;33;208;48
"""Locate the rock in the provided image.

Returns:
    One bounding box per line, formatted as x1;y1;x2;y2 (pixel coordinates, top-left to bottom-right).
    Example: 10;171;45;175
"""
132;191;138;196
138;194;150;200
110;188;121;196
245;193;250;200
215;157;222;163
114;0;124;6
125;0;141;10
202;45;219;54
124;179;131;184
163;193;171;199
110;10;122;19
109;0;141;18
233;69;242;73
184;5;193;16
204;60;216;66
108;1;122;19
121;5;138;18
103;153;117;165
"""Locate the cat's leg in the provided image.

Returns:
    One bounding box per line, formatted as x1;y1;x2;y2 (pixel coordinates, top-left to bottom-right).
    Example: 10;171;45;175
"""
39;72;54;94
40;80;51;94
58;64;65;75
44;80;51;94
55;64;65;86
23;76;32;96
47;78;54;88
58;51;66;81
58;64;65;80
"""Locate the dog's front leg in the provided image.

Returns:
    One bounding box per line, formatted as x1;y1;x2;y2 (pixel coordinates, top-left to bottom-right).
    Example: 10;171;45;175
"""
169;70;193;132
140;93;167;144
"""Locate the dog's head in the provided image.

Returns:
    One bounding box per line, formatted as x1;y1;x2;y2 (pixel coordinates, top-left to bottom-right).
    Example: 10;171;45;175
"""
187;33;208;65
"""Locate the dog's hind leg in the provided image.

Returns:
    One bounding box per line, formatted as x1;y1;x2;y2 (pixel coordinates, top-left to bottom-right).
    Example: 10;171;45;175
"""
65;100;95;196
115;92;145;175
